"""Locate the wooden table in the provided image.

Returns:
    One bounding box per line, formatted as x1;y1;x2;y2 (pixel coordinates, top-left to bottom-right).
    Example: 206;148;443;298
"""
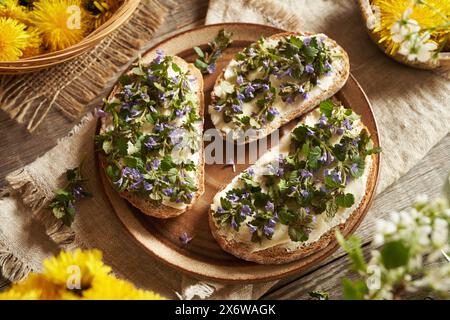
1;0;449;299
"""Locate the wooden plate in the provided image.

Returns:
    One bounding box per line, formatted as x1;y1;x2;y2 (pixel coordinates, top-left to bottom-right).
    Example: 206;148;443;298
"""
98;23;380;283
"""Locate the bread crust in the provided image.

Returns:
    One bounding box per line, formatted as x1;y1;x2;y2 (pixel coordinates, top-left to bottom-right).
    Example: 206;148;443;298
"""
99;56;205;219
210;32;350;144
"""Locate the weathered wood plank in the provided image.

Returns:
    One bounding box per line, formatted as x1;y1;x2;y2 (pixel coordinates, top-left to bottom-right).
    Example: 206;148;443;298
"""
263;133;450;299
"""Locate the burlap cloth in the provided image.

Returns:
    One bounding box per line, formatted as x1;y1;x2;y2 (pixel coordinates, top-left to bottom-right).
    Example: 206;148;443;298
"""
1;0;449;300
0;0;171;132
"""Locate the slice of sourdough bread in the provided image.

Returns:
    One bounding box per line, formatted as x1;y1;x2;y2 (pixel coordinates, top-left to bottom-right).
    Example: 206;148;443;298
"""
209;103;376;264
209;32;350;144
99;55;205;219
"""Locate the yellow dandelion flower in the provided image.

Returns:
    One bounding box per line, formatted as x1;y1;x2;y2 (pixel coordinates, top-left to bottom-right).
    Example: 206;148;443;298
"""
0;0;30;24
21;27;43;58
84;0;122;29
0;17;30;61
372;0;450;55
43;249;111;290
0;274;63;300
30;0;91;52
81;274;165;300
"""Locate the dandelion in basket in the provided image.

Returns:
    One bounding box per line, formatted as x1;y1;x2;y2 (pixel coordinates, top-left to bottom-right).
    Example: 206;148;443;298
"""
370;0;450;63
0;0;124;61
0;249;165;300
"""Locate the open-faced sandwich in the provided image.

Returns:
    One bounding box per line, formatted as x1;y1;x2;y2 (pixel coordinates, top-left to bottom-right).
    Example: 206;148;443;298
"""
97;51;205;218
209;99;379;264
209;32;350;143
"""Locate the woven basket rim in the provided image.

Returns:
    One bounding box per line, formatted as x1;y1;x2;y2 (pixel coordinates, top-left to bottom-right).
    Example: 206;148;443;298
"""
0;0;141;66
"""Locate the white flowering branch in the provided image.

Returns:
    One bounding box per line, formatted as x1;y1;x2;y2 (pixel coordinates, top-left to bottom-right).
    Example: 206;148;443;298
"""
336;175;450;300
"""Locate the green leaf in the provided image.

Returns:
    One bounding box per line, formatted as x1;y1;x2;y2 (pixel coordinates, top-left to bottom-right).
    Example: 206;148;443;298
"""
220;197;232;210
288;225;309;242
325;200;338;218
350;156;365;178
380;240;410;269
324;175;342;189
278;207;296;224
52;207;65;219
342;279;367;300
336;230;367;272
123;156;145;170
194;59;209;70
319;100;334;117
254;192;271;208
308;146;322;169
171;62;181;73
193;46;205;58
336;193;355;208
160;156;174;171
301;143;310;158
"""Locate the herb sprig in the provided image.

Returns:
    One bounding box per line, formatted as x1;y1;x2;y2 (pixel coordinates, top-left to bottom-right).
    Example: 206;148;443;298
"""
194;29;233;74
48;166;92;227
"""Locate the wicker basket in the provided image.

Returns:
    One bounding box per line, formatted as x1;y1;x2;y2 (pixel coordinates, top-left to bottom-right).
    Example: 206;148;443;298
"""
0;0;141;75
357;0;450;73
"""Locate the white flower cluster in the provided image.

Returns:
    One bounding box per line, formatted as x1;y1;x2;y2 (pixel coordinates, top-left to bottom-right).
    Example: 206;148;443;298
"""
390;8;438;63
365;195;450;299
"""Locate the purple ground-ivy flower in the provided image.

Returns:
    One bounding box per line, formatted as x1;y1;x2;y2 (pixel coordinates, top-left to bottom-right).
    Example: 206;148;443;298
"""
325;61;332;71
267;218;277;228
247;223;257;233
236;92;245;101
336;127;344;135
231;217;238;230
303;92;310;100
145;137;157;149
213;104;224;112
261;115;267;125
262;60;269;68
72;186;84;199
303;37;312;46
227;194;239;202
301;169;313;178
286;95;294;104
265;201;275;212
207;63;216;74
244;84;255;98
263;225;275;237
155;124;164;133
289;186;298;193
305;64;315;74
262;83;270;91
246;167;254;176
306;127;315;136
143;181;153;191
232;104;242;113
236;75;244;85
343;118;353;130
268;108;279;117
352;137;361;146
150;159;161;170
162;188;174;197
332;171;342;184
247;47;256;57
300;190;309;198
318;115;328;128
154;49;165;64
179;232;193;245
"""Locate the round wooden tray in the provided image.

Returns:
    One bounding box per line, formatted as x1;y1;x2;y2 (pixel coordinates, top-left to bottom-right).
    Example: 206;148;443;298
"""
98;23;381;283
